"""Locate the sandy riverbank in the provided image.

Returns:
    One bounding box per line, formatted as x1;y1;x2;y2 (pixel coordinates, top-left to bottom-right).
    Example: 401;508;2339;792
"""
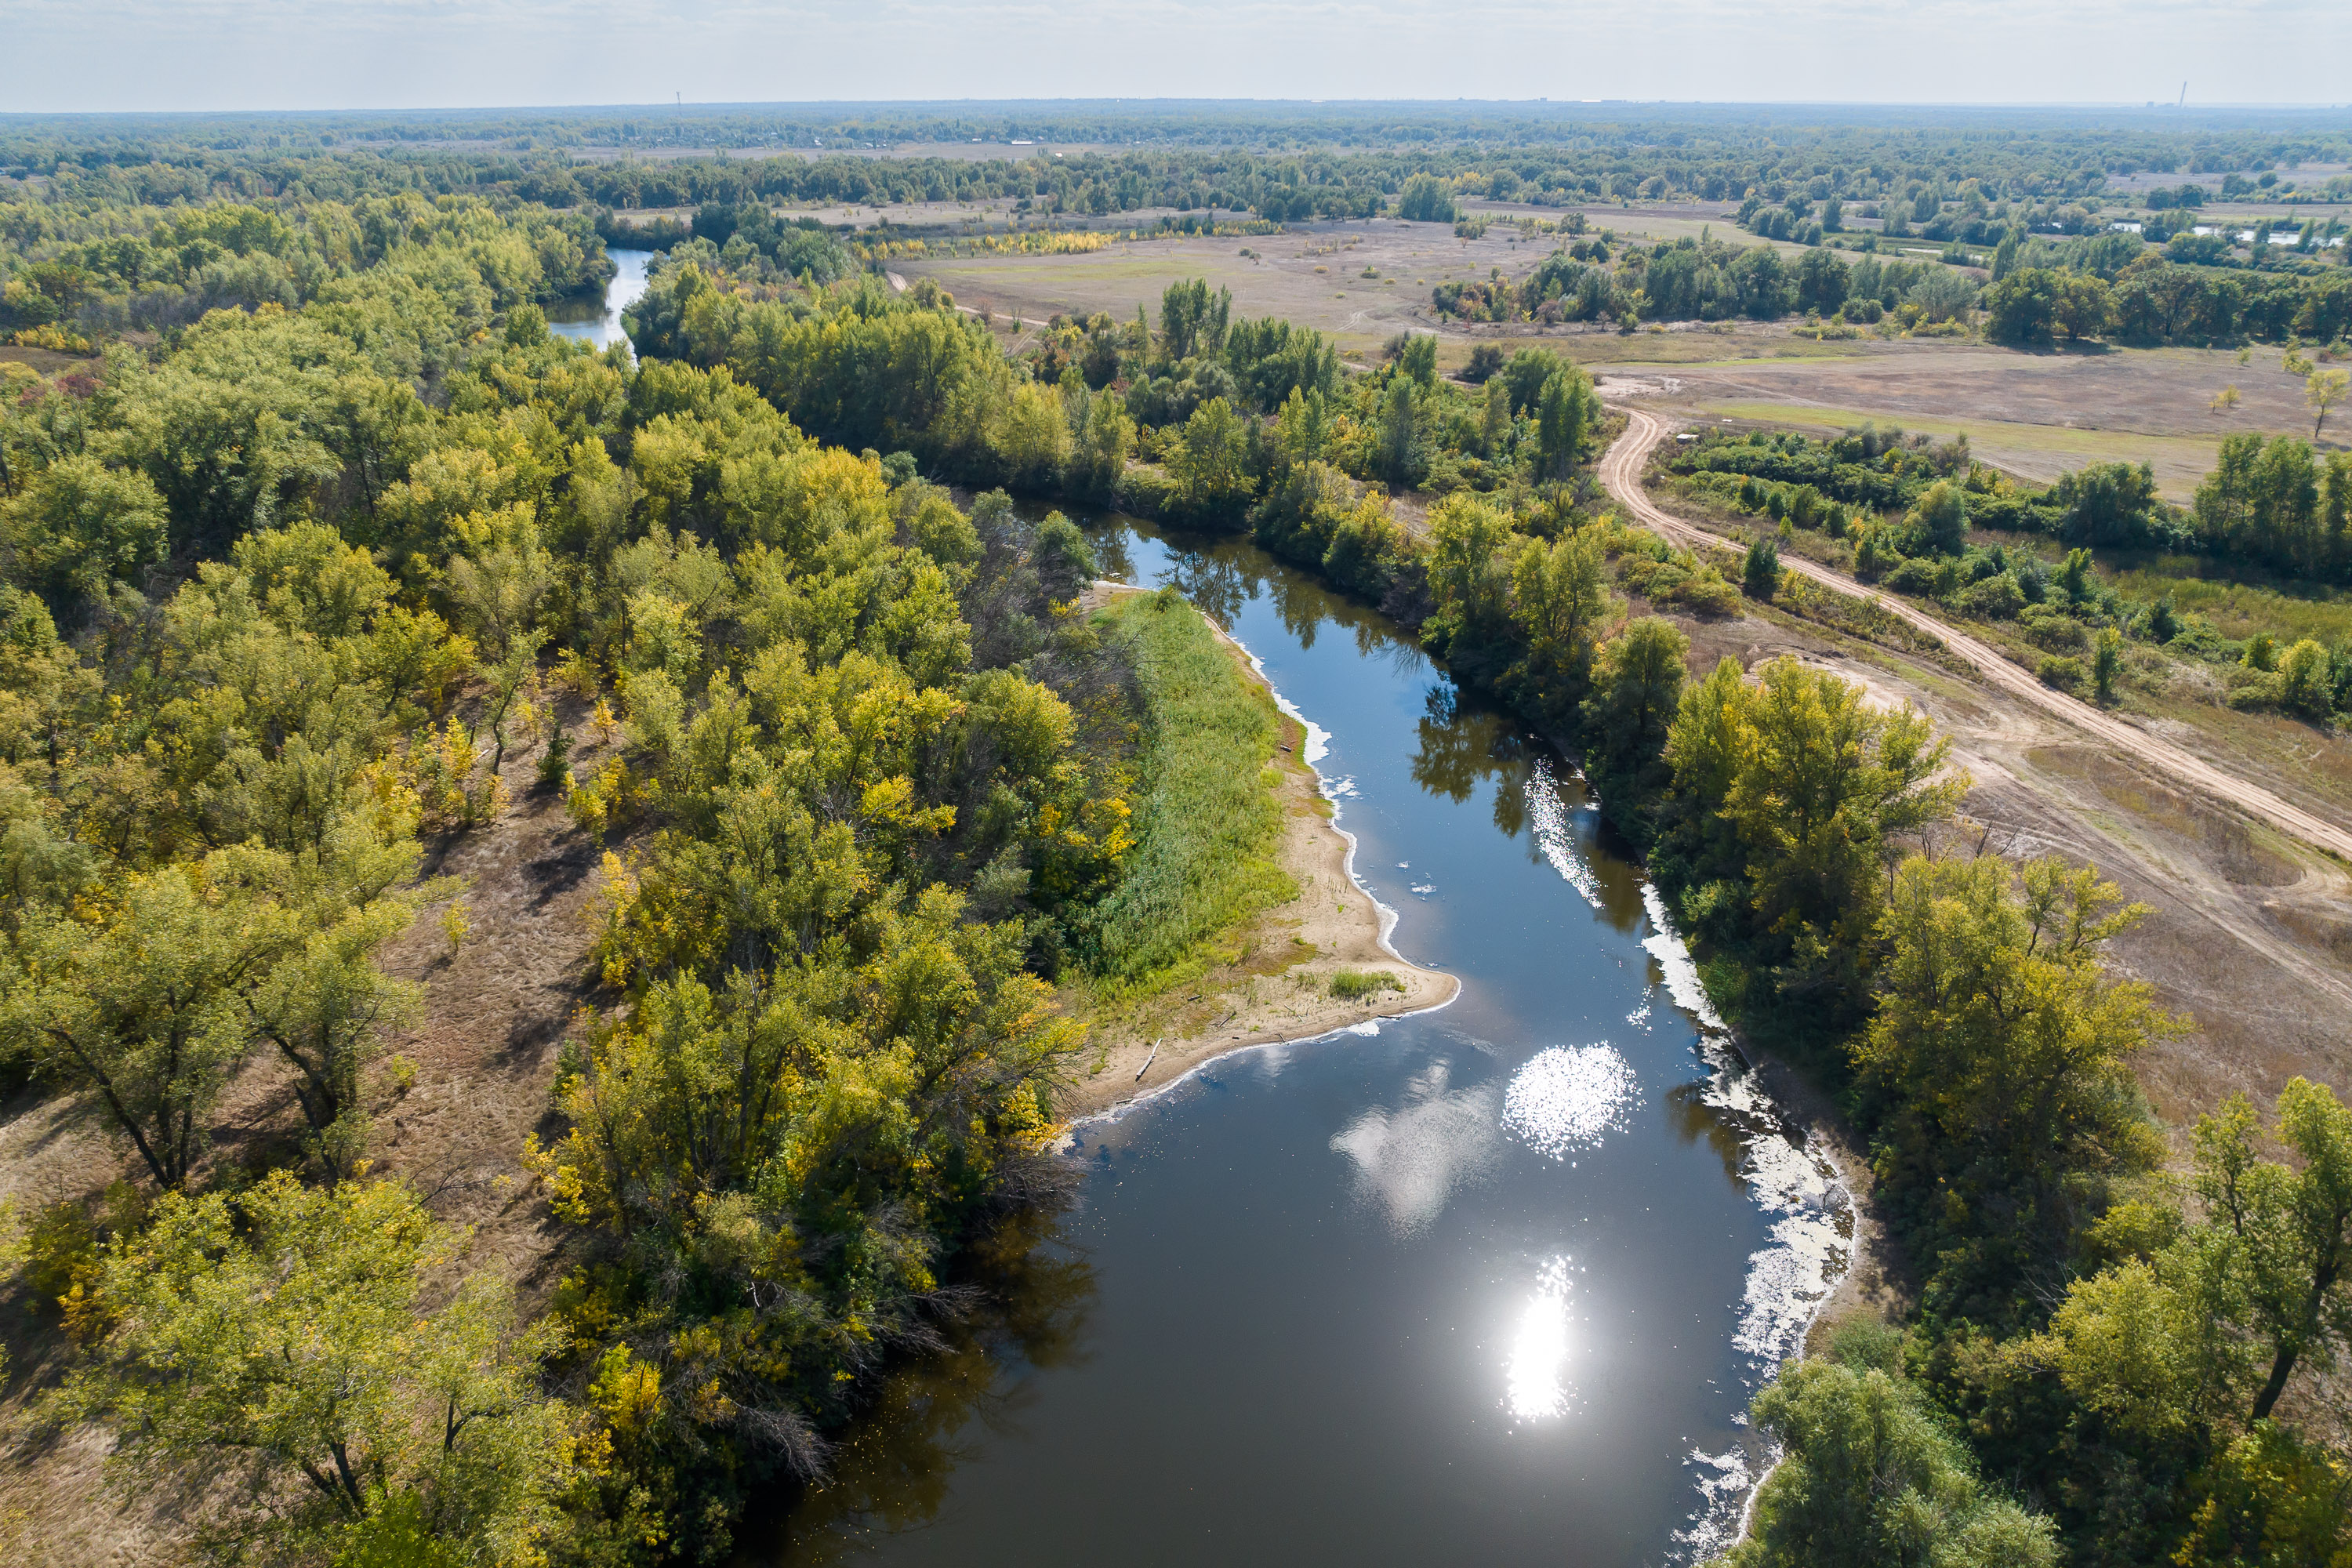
1058;589;1457;1120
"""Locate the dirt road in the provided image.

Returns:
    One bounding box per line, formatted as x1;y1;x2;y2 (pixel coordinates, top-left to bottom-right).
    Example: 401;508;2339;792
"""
1596;406;2352;864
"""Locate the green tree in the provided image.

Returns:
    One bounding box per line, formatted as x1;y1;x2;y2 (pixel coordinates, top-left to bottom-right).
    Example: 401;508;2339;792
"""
1581;617;1689;837
1907;480;1969;555
2053;270;2116;343
1855;855;2176;1226
1986;266;2060;346
1170;396;1250;512
1743;533;1781;600
4;862;295;1190
1396;172;1458;223
1661;658;1961;1003
1508;531;1613;717
1480;378;1512;457
1793;248;1849;316
1073;388;1134;499
2309;368;2349;442
1378;376;1422;487
2092;627;2123;703
1424;493;1516;661
2172;1421;2352;1568
244;898;423;1182
1992;227;2022;281
2195;1080;2352;1423
1390;332;1439;389
1718;1350;2060;1568
1534;368;1594;482
68;1172;575;1564
1156;278;1231;363
1;454;169;609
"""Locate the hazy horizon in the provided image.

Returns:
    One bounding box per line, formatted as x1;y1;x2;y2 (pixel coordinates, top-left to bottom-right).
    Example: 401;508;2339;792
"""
6;1;2348;118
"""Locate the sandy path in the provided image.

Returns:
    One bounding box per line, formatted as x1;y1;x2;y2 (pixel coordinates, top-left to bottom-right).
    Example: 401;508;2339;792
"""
1596;407;2352;865
885;267;1054;331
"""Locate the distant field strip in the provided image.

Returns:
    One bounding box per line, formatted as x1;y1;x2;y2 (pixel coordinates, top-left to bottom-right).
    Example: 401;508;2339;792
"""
1691;399;2224;495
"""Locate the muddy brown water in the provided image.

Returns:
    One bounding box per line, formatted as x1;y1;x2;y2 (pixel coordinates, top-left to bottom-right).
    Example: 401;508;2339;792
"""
752;515;1849;1566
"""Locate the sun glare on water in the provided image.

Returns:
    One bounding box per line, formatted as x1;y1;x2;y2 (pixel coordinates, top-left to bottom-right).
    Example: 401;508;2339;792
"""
1501;1044;1639;1160
1505;1256;1581;1421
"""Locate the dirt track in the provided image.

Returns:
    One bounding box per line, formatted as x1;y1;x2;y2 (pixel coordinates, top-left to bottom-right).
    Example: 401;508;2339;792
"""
1596;407;2352;865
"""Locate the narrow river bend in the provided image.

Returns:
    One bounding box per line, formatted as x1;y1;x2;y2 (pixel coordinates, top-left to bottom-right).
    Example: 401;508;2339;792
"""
762;515;1849;1565
550;247;653;350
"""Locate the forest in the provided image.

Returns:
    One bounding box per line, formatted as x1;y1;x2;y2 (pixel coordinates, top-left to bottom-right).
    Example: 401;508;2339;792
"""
1;111;2350;1567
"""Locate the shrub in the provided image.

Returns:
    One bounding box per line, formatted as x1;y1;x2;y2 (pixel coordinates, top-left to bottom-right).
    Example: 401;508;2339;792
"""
2038;654;2087;691
1957;572;2027;620
1884;556;1944;596
1670;563;1743;619
2020;605;2087;652
2225;666;2287;711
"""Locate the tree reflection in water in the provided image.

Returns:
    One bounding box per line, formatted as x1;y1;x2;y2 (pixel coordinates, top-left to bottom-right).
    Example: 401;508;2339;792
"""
747;1203;1098;1563
1410;684;1540;842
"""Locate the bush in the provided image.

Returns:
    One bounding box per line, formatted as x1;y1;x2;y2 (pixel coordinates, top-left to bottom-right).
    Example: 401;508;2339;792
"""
1330;967;1406;1000
2037;654;2087;691
2225;666;2287;711
1883;556;1945;596
1112;464;1179;520
2020;604;2087;652
1957;572;2026;620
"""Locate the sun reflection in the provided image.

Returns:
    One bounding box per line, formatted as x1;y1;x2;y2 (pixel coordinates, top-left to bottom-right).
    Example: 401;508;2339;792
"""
1501;1044;1639;1160
1504;1257;1581;1421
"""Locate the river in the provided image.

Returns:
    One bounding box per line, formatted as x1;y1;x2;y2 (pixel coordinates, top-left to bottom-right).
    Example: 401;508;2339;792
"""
549;248;654;350
757;514;1849;1565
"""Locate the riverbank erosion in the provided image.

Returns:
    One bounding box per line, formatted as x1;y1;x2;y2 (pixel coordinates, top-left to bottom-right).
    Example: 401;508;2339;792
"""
1060;584;1455;1120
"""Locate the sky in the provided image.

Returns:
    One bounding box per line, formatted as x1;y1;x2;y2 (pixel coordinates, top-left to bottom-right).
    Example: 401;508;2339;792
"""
3;0;2348;115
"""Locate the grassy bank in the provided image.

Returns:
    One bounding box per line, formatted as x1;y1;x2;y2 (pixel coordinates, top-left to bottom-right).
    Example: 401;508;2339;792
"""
1076;589;1297;1003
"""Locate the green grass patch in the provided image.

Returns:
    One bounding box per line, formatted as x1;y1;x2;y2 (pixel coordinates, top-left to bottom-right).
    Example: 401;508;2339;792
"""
1077;590;1296;1002
1330;967;1406;1001
2105;559;2352;648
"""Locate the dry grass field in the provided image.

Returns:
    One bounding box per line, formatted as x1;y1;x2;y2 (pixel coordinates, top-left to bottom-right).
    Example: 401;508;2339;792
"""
891;210;2338;493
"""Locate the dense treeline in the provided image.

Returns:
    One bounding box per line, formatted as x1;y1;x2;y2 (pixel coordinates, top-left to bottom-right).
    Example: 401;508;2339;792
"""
8;103;2350;203
9;106;2351;261
1446;225;2350;342
0;192;1214;1562
0;190;612;343
1657;659;2352;1566
626;258;1599;508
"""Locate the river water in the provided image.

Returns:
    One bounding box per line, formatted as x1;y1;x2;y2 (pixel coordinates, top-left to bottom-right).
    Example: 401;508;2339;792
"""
550;248;654;350
759;516;1849;1565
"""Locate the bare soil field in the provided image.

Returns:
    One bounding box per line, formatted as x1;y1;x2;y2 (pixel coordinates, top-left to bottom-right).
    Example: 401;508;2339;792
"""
894;212;1837;354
